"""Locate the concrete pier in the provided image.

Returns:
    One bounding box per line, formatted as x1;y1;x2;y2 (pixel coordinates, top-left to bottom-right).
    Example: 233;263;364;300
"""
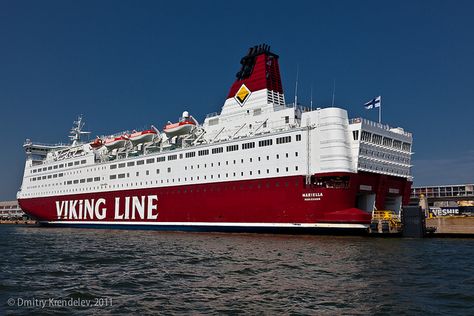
426;217;474;235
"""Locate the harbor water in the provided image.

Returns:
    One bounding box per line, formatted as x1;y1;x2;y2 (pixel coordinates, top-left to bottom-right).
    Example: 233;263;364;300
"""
1;225;473;315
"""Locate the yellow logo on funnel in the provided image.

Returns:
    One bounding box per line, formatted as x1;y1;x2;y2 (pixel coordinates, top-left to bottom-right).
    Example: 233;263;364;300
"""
235;84;251;106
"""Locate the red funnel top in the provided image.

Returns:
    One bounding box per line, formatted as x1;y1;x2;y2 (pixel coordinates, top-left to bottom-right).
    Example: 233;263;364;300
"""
227;44;284;99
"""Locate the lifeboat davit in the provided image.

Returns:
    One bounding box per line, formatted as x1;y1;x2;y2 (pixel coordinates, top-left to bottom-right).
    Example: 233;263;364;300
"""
128;129;158;146
89;137;103;149
164;111;197;138
104;135;128;150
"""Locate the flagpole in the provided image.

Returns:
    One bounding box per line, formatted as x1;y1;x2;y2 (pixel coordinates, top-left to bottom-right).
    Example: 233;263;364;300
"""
378;96;382;124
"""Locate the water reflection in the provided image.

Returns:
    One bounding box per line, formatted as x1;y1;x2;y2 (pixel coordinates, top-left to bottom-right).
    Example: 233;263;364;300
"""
1;226;473;315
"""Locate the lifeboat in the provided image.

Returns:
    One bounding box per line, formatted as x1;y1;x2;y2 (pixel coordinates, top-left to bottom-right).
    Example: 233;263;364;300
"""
164;111;197;138
89;137;103;149
128;129;158;146
104;135;128;150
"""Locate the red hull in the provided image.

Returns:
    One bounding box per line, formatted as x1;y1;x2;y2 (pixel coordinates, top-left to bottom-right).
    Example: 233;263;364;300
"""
18;172;411;232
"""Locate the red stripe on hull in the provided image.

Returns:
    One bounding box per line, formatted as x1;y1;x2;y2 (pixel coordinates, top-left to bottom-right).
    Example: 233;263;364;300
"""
18;173;411;229
19;175;368;224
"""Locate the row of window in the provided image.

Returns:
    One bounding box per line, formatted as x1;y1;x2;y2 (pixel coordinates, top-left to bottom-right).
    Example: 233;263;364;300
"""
31;159;87;174
358;160;410;176
0;210;23;215
0;205;20;209
65;177;101;185
23;179;304;197
30;173;64;181
360;148;410;164
24;164;302;196
27;176;101;191
31;134;302;176
360;131;411;152
30;149;300;184
108;134;302;168
276;136;291;144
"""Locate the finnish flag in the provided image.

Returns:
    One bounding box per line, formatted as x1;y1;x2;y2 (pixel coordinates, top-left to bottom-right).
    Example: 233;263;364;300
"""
364;96;381;109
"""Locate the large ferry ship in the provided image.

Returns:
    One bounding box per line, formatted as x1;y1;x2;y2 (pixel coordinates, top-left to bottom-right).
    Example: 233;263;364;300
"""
17;45;413;233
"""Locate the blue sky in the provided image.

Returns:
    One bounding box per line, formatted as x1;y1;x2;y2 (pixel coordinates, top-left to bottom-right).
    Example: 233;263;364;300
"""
1;0;473;200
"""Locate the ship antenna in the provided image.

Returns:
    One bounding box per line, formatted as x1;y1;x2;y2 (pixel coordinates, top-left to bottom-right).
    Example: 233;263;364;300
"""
69;114;90;146
310;83;313;111
294;64;299;109
331;79;336;107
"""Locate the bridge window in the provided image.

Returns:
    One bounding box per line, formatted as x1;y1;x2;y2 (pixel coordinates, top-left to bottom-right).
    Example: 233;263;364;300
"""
352;130;359;141
383;137;392;147
361;131;372;142
372;134;382;145
402;142;411;152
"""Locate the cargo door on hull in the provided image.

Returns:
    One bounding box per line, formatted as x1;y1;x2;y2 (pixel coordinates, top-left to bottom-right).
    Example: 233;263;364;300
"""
384;195;403;215
356;193;376;213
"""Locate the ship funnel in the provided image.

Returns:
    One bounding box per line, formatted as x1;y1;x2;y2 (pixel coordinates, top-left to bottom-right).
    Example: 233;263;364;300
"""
227;43;283;99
